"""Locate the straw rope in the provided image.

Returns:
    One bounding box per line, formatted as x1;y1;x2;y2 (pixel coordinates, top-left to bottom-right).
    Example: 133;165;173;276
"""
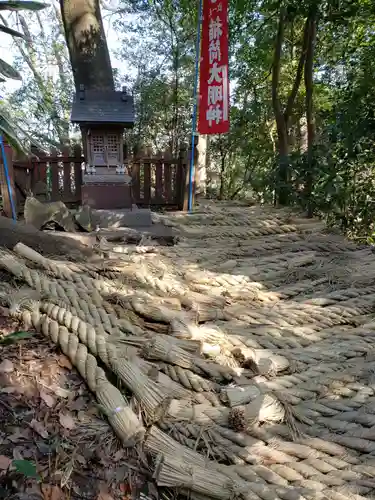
2;202;375;500
30;300;171;422
12;308;144;445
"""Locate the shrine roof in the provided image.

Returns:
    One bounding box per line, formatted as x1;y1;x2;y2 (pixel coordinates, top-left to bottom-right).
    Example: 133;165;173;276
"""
70;89;134;127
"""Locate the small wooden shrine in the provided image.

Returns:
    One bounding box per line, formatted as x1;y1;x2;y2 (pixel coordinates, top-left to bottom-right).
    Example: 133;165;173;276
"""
70;85;134;209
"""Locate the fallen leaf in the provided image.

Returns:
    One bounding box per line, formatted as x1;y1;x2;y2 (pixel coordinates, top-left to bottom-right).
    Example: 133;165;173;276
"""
0;306;9;317
30;419;49;439
0;455;11;470
147;481;159;500
41;484;65;500
1;386;17;394
119;482;131;495
113;449;124;462
75;454;86;466
13;459;39;478
97;491;114;500
0;359;14;373
22;448;34;459
13;448;23;460
40;391;55;408
59;413;75;430
7;428;30;443
57;355;72;370
60;462;73;488
0;330;33;345
50;385;71;399
71;396;87;411
26;483;44;498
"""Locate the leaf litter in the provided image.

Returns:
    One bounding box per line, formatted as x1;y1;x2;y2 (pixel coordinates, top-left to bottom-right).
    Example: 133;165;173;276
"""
0;455;12;470
0;310;149;500
0;359;14;373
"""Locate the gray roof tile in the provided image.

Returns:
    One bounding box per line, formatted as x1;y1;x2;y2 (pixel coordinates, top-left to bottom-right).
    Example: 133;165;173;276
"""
70;90;135;126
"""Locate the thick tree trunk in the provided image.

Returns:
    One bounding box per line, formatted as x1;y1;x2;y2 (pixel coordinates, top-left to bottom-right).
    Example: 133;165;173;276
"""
59;0;114;91
272;9;310;206
304;12;317;217
272;8;289;205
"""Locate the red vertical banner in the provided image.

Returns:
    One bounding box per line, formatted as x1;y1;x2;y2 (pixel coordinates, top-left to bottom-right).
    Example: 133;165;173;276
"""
198;0;230;135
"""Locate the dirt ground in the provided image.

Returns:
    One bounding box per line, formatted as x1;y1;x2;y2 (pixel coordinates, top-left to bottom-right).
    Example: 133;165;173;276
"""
0;310;151;500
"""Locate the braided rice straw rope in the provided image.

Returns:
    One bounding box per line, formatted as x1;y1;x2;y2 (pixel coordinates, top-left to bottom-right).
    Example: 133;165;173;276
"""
13;307;145;446
2;202;375;500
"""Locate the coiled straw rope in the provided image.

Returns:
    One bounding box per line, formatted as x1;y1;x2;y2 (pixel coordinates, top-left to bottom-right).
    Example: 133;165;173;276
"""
2;200;375;500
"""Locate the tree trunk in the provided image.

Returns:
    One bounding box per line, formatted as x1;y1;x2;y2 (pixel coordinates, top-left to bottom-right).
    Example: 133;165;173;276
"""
172;44;179;155
284;18;310;123
272;9;310;206
272;7;289;205
219;145;226;200
304;12;317;217
0;215;94;260
60;0;114;91
196;135;207;196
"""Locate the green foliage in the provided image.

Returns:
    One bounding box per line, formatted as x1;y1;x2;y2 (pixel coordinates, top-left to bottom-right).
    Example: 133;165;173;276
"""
5;4;74;150
113;0;197;154
12;459;39;479
213;0;375;237
0;330;33;345
0;0;48;149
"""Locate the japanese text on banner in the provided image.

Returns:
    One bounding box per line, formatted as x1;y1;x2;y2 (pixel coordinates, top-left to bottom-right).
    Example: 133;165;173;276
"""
198;0;229;135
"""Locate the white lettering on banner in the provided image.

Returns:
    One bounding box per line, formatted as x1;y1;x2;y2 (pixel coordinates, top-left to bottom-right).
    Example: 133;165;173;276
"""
202;0;228;130
221;65;228;121
210;3;222;16
209;39;221;64
209;17;223;41
208;62;223;84
206;105;223;126
208;85;223;106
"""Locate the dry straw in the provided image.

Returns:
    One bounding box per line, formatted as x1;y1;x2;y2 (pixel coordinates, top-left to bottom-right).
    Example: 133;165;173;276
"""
3;201;375;500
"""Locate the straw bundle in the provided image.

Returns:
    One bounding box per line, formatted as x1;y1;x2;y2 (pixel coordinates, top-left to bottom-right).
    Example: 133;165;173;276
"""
142;334;239;381
166;393;285;430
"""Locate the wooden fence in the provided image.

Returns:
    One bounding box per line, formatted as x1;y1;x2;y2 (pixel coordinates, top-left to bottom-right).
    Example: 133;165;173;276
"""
13;146;83;206
130;150;188;207
2;145;192;216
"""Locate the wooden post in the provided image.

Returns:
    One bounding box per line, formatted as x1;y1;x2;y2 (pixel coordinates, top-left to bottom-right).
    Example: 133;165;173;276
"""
192;138;199;203
164;148;172;203
143;159;151;206
62;146;72;199
30;147;47;200
50;147;59;201
177;144;189;211
123;142;128;162
181;139;198;211
155;150;163;203
0;139;17;218
30;145;47;184
73;144;83;204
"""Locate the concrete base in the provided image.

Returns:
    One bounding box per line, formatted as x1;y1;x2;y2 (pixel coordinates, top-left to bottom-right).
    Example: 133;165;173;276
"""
92;207;153;228
82;183;132;210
